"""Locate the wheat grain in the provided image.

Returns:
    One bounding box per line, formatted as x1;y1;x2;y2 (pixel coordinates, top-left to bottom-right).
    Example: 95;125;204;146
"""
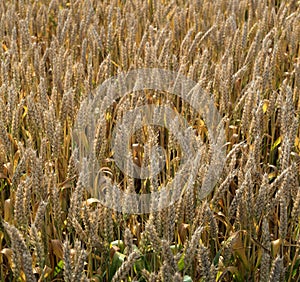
111;251;140;282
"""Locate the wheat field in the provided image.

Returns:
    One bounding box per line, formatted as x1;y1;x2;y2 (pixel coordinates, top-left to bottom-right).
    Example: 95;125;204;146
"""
0;0;300;281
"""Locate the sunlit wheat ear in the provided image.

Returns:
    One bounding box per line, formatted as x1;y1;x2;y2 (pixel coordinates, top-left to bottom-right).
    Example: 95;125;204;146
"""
260;218;271;282
14;180;26;228
0;144;6;169
197;244;214;281
103;207;114;243
30;224;45;269
254;173;269;220
3;222;36;282
111;251;140;282
280;82;294;131
27;94;43;134
234;199;245;231
261;54;270;93
88;207;100;248
33;200;48;231
63;240;72;282
171;272;182;282
144;222;162;253
161;239;176;270
11;100;22;139
6;86;17;127
292;185;300;223
241;84;256;136
204;202;218;240
184;226;203;269
269;256;284;282
49;173;62;224
212;170;236;207
158;35;172;67
249;101;264;144
31;156;44;199
160;262;173;281
68;171;85;223
282;124;293;164
141;269;156;282
67;147;79;179
183;177;195;224
93;117;107;161
229;170;251;219
0;111;10;153
70;218;86;242
166;204;176;242
244;169;255;230
73;246;87;281
60;88;74;124
279;195;287;240
52;121;63;158
23;176;32;226
81;206;91;241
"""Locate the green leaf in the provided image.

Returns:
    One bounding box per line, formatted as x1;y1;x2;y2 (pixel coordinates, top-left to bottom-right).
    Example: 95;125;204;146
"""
271;136;281;151
213;249;221;266
53;260;64;277
177;253;185;271
109;251;126;280
133;256;145;275
292;258;300;278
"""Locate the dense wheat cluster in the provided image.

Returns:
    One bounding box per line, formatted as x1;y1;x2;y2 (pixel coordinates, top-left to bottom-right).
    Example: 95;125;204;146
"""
0;0;299;281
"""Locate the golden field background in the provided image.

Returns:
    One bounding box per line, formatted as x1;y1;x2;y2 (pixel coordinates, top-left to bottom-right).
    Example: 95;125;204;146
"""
0;0;299;281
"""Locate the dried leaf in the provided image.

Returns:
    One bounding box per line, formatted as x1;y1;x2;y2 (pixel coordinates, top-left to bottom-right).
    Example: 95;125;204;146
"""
1;248;13;268
51;240;63;260
4;199;13;222
271;239;282;257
